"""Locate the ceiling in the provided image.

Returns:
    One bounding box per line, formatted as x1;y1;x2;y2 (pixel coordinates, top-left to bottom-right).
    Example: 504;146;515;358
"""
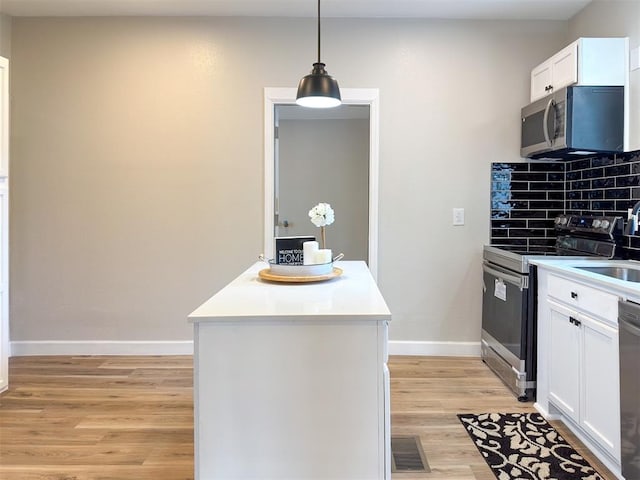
0;0;592;21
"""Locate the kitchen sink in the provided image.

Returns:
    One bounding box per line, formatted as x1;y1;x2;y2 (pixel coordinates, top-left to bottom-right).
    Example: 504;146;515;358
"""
576;266;640;282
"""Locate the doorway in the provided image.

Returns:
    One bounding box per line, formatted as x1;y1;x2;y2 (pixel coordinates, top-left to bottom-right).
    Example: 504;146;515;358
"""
263;88;380;278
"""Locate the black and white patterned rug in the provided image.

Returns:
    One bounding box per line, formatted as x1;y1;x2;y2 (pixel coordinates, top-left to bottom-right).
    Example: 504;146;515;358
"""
458;412;604;480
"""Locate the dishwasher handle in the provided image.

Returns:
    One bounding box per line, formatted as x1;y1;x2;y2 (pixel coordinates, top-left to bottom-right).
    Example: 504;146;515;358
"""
620;317;640;337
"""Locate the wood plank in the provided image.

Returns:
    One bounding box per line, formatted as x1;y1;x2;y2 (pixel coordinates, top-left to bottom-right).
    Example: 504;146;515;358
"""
0;354;619;480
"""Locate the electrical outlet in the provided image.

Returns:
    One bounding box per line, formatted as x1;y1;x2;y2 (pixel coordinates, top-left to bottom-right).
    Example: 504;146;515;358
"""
453;208;465;226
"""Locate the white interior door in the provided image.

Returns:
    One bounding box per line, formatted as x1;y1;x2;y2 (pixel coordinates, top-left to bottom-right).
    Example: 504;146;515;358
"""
263;88;380;279
0;55;9;393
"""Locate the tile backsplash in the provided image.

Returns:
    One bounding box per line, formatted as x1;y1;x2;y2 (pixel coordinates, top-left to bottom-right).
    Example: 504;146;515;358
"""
490;150;640;258
491;162;565;252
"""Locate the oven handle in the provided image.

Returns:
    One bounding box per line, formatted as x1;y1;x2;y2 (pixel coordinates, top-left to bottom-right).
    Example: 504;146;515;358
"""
482;262;528;290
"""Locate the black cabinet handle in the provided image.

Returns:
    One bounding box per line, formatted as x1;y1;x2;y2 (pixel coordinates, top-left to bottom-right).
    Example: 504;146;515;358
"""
571;291;578;299
569;316;582;327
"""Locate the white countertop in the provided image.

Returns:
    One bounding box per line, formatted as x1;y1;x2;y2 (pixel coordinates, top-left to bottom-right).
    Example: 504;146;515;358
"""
188;260;391;322
530;258;640;299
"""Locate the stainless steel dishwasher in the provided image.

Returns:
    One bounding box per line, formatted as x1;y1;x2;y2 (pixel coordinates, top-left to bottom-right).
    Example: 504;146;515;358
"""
618;300;640;480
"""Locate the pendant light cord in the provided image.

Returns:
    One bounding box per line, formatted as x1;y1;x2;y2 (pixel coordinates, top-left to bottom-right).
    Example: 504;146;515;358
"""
317;0;321;63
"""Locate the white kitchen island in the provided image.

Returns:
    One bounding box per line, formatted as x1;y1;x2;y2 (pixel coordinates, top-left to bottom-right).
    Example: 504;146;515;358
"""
188;260;391;480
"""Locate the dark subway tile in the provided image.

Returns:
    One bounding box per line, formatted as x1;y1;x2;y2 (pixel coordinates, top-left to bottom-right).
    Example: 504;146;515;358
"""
571;180;591;190
530;238;557;246
567;191;582;200
570;201;589;210
616;200;636;211
491;219;527;229
491;238;528;247
510;182;530;191
591;201;615;210
530;200;564;209
530;181;564;190
509;228;548;237
510;210;548;218
583;168;604;179
592;178;615;189
493;163;530;171
605;164;631;177
569;159;592;171
592;156;616;167
512;191;546;200
617;175;640;187
547;172;565;182
528;220;555;229
566;171;581;181
547;192;565;200
491;200;513;210
512;172;548;182
529;162;564;172
491;210;510;219
584;190;604;199
605;188;631;200
628;236;640;249
491;229;508;237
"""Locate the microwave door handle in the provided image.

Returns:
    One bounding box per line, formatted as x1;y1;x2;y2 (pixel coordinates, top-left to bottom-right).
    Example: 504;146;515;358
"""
543;98;555;146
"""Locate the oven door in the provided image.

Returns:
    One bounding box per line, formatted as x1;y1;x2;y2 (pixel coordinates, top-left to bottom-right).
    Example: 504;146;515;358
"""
481;261;528;369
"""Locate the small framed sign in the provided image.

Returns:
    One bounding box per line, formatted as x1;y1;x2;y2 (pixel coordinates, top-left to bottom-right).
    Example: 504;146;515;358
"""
275;236;315;265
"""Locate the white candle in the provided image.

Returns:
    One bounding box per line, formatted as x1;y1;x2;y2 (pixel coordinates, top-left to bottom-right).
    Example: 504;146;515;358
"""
303;241;319;265
314;249;332;265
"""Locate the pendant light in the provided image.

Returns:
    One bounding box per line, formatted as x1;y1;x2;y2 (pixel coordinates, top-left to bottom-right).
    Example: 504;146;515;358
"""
296;0;341;108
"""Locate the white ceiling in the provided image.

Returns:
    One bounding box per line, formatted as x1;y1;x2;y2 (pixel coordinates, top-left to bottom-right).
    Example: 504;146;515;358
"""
0;0;593;21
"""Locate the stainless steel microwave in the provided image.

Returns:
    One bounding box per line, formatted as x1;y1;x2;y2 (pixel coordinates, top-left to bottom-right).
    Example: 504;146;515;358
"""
521;85;624;159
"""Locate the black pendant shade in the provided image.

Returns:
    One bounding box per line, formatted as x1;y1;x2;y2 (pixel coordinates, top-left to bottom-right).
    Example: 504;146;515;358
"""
296;0;341;108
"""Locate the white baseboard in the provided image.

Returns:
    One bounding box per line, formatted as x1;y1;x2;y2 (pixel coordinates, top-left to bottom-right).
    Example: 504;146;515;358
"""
10;340;479;357
388;340;481;357
10;340;194;356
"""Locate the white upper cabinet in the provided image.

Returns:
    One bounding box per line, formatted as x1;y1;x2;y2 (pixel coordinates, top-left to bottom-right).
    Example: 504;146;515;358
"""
530;38;627;102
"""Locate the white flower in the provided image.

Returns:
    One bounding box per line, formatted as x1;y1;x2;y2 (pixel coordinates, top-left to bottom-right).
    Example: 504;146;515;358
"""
309;202;335;227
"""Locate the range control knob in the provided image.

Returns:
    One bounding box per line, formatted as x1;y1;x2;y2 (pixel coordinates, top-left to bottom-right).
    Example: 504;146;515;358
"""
600;219;610;230
592;219;602;228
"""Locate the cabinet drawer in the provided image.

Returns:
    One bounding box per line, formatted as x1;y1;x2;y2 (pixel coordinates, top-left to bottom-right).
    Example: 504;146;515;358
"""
547;274;618;323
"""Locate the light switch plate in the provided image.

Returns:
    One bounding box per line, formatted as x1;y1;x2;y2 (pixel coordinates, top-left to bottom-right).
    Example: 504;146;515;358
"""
453;208;465;226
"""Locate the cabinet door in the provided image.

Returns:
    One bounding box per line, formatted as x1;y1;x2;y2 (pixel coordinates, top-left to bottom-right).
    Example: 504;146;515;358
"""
550;41;579;93
531;59;553;102
581;315;621;460
548;301;581;421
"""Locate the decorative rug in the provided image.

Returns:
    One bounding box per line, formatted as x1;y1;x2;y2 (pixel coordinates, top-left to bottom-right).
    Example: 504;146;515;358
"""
458;413;604;480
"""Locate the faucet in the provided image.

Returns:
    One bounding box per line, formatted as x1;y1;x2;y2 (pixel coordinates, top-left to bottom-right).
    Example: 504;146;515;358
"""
625;200;640;235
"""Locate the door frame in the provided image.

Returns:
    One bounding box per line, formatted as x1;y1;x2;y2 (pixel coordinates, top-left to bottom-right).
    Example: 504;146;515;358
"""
263;87;380;279
0;55;9;393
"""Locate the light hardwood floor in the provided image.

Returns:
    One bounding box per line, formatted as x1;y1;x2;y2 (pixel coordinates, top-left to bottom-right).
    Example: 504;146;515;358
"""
0;355;617;479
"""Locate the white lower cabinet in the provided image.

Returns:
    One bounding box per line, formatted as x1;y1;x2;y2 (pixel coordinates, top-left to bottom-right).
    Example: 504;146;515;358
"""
581;316;620;456
548;301;581;419
539;270;622;475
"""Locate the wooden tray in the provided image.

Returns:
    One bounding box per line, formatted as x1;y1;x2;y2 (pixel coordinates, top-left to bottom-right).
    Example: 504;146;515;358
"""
258;267;343;283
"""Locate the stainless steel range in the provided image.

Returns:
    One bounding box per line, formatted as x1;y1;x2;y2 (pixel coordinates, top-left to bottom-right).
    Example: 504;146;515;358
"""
481;214;623;401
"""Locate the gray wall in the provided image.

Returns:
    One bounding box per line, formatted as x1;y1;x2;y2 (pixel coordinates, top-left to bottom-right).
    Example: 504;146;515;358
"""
9;16;567;345
278;118;369;261
0;14;11;59
568;0;640;151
